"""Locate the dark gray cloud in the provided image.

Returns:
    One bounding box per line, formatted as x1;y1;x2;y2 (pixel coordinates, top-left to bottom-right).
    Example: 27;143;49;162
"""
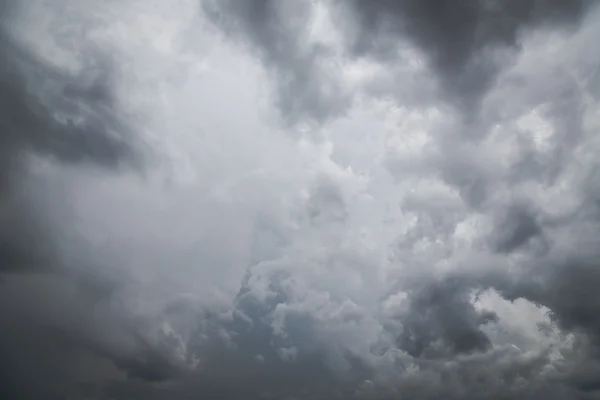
0;274;192;399
488;202;545;254
412;166;600;395
0;24;138;169
376;3;600;397
337;0;593;109
396;277;498;359
0;2;178;398
203;0;594;120
202;0;351;124
2;0;600;399
187;292;352;398
0;0;141;273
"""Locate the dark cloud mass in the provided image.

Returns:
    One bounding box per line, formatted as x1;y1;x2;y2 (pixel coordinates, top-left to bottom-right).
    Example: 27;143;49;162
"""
2;0;600;399
0;0;139;273
0;1;178;398
338;0;592;108
203;0;351;124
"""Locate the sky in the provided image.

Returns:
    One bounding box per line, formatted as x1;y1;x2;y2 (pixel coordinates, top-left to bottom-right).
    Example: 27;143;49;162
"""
1;0;600;399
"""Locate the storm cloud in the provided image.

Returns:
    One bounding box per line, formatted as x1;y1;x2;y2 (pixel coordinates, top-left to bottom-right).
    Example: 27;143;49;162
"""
0;1;184;398
337;0;592;107
2;0;600;399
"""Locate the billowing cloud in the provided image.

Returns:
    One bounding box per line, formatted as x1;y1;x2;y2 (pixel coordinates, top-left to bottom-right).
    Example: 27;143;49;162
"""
2;0;600;399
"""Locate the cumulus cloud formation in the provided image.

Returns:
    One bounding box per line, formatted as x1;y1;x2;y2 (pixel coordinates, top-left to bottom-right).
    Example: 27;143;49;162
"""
1;0;600;399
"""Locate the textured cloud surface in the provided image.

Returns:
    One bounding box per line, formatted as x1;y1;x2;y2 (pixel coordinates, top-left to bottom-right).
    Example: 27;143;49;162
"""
1;0;600;399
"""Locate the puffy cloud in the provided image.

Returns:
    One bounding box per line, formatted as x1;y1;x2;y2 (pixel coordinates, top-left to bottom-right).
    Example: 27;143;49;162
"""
2;0;600;399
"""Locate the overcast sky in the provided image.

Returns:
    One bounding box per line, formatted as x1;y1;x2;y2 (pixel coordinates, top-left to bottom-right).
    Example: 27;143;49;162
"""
2;0;600;399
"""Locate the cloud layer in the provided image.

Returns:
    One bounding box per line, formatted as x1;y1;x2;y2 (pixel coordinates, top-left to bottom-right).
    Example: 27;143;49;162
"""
2;0;600;398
